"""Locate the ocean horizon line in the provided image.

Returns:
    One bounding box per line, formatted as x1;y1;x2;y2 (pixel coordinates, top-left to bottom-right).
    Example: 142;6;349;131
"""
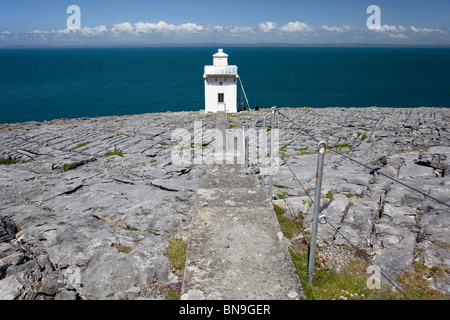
1;43;450;49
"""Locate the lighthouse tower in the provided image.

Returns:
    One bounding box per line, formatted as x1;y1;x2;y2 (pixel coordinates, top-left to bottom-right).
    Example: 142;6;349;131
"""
203;49;238;113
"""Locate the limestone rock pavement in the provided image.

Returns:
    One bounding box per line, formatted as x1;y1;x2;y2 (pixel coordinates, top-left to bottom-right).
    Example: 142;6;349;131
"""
1;107;449;299
0;111;214;299
268;107;450;296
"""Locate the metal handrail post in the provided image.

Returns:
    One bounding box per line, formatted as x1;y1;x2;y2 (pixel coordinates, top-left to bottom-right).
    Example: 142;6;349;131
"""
245;135;249;167
252;131;256;174
261;115;267;186
240;124;245;165
268;106;276;199
307;141;327;285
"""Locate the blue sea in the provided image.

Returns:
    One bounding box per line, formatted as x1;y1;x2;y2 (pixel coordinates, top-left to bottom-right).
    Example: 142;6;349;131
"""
0;47;449;124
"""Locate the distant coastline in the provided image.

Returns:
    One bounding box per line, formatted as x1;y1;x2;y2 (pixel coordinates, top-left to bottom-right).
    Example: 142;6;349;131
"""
1;43;450;49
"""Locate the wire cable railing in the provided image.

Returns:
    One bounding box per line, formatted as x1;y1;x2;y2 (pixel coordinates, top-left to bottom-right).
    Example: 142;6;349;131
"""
276;108;450;209
237;106;449;299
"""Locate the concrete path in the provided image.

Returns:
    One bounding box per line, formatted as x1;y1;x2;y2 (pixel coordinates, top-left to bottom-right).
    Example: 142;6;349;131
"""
181;112;303;300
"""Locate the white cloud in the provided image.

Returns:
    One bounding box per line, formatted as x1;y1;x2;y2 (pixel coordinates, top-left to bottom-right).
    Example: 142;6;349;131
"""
55;28;73;34
280;21;313;32
30;29;49;34
410;26;445;33
178;23;204;32
111;22;134;33
228;25;254;34
134;21;153;33
321;25;352;32
110;21;205;34
381;25;406;32
0;20;448;46
258;22;277;32
79;25;108;36
386;33;408;39
382;25;396;32
368;25;407;33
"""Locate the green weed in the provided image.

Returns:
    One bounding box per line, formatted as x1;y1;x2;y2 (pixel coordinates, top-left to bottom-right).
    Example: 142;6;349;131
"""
104;147;123;157
74;141;91;149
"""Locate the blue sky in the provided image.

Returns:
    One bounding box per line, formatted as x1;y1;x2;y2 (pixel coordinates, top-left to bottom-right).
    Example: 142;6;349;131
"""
0;0;449;46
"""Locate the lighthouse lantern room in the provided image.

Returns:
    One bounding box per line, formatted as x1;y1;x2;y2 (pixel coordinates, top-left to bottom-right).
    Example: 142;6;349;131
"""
203;49;238;113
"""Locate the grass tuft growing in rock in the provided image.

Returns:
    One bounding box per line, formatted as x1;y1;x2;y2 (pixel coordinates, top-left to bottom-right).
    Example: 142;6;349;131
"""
0;158;22;165
288;237;450;300
332;142;353;150
396;261;450;300
289;240;402;300
276;191;288;199
62;162;77;171
324;190;334;202
104;147;123;157
178;142;204;151
74;141;91;149
272;204;303;239
166;238;187;274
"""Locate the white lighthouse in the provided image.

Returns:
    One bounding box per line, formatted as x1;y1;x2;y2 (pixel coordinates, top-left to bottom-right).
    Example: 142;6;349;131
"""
203;49;238;113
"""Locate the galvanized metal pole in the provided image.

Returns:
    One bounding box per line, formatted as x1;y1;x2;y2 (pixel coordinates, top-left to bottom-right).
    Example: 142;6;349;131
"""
245;135;249;167
268;106;276;199
241;125;246;165
307;141;327;285
261;116;267;186
252;132;256;174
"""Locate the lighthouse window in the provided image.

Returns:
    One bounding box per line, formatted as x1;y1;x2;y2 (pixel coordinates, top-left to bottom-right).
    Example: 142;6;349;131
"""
218;93;224;103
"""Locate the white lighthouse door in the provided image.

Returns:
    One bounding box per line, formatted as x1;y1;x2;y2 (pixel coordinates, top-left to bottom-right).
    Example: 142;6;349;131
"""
218;93;225;112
